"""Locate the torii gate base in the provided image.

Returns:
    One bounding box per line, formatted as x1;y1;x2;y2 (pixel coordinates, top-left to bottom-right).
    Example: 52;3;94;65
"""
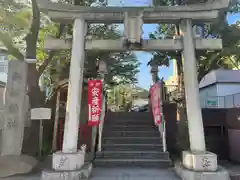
38;0;230;180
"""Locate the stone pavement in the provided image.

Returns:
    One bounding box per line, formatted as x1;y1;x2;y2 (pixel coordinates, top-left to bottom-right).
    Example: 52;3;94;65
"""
0;167;180;180
2;161;240;180
0;173;41;180
90;167;180;180
220;161;240;180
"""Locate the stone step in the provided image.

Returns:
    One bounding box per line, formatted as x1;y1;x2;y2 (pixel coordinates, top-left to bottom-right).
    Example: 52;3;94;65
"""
103;137;162;144
104;125;158;131
105;117;152;122
93;159;172;168
96;151;170;160
102;144;163;151
103;130;160;137
104;124;156;128
90;168;179;180
106;112;152;120
105;120;154;126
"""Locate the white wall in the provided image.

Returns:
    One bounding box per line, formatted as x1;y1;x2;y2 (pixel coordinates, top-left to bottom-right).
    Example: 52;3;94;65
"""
199;84;218;108
0;73;7;83
216;83;240;96
0;53;8;83
0;86;5;153
217;83;240;108
199;83;240;108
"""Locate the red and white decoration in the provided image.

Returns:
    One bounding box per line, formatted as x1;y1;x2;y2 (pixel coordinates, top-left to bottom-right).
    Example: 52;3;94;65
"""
88;80;103;126
150;82;162;125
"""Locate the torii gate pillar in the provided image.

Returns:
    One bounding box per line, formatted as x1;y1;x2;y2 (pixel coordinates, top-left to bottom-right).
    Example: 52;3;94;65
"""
175;19;229;180
42;18;93;180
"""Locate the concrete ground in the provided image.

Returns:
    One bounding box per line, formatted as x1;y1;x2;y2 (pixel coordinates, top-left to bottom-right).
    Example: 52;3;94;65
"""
0;173;41;180
0;167;180;180
90;167;180;180
1;161;240;180
220;161;240;179
0;155;180;180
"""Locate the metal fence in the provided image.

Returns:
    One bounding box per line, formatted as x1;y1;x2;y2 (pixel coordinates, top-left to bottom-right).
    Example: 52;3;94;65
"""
165;84;240;109
201;93;240;109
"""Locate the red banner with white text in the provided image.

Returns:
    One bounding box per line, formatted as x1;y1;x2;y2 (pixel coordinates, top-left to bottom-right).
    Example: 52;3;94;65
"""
150;82;162;125
88;80;103;126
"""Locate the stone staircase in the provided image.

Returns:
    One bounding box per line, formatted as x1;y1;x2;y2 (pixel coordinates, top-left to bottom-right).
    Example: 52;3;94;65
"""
94;112;172;167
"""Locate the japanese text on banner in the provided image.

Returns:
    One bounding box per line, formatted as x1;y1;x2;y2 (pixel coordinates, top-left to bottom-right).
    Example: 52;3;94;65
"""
88;80;103;126
150;83;162;125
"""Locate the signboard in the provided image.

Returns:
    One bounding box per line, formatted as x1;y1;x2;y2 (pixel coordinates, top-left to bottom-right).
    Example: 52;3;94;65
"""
207;100;217;107
88;80;103;126
150;82;161;125
31;108;51;120
30;108;51;157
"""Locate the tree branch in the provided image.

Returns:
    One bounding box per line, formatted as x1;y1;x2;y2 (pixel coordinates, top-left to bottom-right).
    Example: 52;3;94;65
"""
37;24;65;76
0;31;24;60
36;0;86;77
25;0;40;59
37;51;55;76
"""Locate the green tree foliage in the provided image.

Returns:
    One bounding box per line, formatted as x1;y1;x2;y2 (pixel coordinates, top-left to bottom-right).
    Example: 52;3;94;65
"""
0;0;140;104
107;84;143;111
0;0;31;60
149;1;240;82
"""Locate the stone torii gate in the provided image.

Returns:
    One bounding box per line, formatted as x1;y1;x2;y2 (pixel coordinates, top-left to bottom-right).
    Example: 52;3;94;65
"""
38;0;230;180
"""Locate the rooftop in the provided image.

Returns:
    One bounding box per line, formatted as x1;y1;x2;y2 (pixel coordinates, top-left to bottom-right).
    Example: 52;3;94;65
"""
199;69;240;88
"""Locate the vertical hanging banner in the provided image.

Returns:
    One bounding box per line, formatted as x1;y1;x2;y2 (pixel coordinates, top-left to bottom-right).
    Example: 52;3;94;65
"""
150;82;162;125
88;80;103;126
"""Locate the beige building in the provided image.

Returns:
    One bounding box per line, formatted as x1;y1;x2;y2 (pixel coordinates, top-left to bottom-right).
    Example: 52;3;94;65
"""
165;59;178;93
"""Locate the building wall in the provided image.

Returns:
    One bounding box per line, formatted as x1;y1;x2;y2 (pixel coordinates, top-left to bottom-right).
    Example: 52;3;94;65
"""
199;84;217;108
165;59;178;93
216;83;240;96
200;83;240;108
216;83;240;108
0;52;8;83
0;86;5;152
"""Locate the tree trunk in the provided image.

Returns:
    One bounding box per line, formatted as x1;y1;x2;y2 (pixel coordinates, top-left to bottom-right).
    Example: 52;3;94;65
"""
25;0;43;108
22;0;46;156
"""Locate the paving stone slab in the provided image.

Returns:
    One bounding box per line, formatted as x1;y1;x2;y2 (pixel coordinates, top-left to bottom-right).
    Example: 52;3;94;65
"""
42;162;92;180
90;167;180;180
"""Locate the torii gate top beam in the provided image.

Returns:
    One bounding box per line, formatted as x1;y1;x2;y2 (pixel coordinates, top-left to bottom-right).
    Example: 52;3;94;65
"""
38;0;230;24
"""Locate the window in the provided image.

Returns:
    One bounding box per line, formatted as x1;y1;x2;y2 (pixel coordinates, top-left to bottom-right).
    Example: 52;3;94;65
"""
0;65;5;72
0;56;4;61
0;61;8;73
0;54;8;61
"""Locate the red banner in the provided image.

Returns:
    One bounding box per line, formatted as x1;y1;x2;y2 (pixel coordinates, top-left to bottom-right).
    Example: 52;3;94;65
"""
150;82;162;125
88;80;103;126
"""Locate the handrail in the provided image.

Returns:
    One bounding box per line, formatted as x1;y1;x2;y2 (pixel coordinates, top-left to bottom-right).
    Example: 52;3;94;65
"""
161;117;167;152
97;93;106;152
157;107;167;152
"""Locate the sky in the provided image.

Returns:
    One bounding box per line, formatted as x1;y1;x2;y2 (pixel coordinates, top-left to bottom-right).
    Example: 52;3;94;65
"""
107;0;240;89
